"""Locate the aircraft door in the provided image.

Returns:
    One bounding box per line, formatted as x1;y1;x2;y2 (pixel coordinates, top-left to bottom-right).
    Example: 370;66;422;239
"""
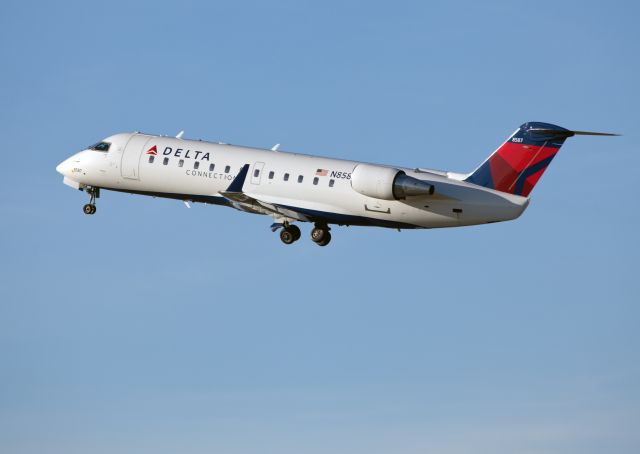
250;161;265;185
121;134;151;179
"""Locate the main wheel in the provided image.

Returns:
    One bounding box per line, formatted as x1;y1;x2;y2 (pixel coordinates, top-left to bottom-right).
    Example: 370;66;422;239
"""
83;203;96;215
310;227;328;243
289;224;301;241
316;231;332;246
280;228;296;245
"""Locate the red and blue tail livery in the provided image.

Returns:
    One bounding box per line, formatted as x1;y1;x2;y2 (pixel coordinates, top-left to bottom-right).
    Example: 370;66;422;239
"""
465;122;609;197
56;121;618;246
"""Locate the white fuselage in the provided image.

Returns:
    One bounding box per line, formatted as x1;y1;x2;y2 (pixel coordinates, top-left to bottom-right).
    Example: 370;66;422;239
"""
56;132;529;229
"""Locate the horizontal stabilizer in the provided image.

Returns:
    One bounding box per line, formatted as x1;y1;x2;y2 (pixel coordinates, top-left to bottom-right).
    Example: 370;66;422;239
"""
529;128;620;138
570;130;621;136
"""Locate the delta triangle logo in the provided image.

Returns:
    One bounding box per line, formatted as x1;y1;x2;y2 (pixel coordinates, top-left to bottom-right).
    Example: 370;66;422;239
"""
146;145;158;155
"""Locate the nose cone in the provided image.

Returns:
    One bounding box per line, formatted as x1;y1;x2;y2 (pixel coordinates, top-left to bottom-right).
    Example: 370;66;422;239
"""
56;158;69;176
56;152;82;177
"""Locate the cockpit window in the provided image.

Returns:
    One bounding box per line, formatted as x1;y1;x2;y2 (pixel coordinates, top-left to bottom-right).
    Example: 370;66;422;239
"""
89;141;111;152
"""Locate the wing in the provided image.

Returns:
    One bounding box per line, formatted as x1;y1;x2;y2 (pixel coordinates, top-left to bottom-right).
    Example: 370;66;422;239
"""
219;164;312;221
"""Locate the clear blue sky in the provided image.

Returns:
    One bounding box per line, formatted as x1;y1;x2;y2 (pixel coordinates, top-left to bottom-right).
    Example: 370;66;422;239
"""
1;1;639;453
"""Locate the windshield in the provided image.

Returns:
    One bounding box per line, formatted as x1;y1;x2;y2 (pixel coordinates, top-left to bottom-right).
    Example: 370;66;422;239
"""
88;141;111;152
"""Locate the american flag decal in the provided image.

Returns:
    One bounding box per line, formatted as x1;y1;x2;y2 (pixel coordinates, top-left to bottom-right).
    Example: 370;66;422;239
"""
315;168;328;176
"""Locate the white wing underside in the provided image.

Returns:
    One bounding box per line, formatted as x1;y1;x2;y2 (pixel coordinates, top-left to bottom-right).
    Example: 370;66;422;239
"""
219;191;311;221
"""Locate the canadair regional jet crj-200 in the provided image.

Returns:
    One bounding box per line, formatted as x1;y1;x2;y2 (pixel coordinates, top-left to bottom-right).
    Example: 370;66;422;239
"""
56;122;616;246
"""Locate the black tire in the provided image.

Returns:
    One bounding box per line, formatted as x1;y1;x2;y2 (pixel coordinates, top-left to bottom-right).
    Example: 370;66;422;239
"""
289;224;301;241
310;227;327;243
83;204;95;215
316;231;332;246
280;228;295;245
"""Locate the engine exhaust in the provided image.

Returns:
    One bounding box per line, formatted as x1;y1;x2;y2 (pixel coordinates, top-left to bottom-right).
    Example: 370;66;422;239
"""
392;173;435;199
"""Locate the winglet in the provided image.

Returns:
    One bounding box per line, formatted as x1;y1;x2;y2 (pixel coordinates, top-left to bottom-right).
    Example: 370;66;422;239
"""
225;164;250;193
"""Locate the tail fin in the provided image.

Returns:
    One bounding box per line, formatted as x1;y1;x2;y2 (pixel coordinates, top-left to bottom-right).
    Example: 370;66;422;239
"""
465;122;617;197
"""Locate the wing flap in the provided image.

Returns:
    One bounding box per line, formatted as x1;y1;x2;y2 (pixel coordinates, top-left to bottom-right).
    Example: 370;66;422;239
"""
219;165;311;220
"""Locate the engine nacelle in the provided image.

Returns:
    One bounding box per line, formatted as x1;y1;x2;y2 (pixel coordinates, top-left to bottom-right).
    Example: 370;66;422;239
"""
350;164;434;200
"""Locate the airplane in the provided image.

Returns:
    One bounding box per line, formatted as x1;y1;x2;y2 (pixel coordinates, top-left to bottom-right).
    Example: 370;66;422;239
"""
56;122;616;246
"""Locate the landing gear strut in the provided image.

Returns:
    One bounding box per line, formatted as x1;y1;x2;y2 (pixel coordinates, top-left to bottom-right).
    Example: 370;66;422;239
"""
310;224;331;246
83;187;99;215
278;223;301;245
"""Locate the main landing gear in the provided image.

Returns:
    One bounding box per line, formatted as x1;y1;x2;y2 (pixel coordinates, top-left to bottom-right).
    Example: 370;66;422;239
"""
279;224;301;245
272;222;331;246
83;187;99;215
310;224;331;247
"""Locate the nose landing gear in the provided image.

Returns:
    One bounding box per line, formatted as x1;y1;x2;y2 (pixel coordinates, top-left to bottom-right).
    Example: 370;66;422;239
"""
83;203;96;215
83;187;99;215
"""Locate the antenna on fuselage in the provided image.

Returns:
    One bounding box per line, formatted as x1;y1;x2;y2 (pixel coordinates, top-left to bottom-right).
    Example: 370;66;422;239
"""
176;130;185;139
271;143;280;151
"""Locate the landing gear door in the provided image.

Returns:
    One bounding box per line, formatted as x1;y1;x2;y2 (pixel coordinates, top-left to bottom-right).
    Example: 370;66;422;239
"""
250;161;265;185
121;134;151;179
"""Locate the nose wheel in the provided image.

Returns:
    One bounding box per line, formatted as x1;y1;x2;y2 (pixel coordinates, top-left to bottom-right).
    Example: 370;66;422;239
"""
83;203;97;215
83;187;100;215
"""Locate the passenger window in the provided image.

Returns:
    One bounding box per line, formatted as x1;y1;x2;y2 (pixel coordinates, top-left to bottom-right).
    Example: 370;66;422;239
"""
194;161;199;170
254;169;260;177
178;159;184;168
313;177;319;185
297;175;303;183
163;157;169;165
209;163;215;172
148;155;155;164
225;165;230;173
268;171;274;179
329;179;335;187
284;173;289;181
